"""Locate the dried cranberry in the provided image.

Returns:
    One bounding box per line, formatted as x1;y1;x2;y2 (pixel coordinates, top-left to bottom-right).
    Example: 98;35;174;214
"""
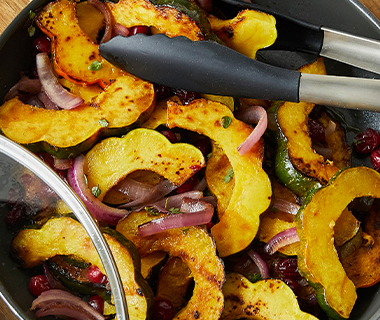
371;148;380;172
281;277;300;295
353;128;380;154
87;265;108;285
172;88;200;105
193;138;211;158
154;84;172;100
308;118;325;143
4;203;27;225
29;275;51;296
276;258;300;278
308;105;325;120
129;26;151;36
153;300;175;320
33;35;51;55
160;129;177;143
176;173;198;194
88;295;104;314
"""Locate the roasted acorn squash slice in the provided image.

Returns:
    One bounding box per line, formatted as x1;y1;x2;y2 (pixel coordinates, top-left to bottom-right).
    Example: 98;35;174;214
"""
276;58;340;184
208;9;277;59
84;128;205;201
296;166;380;319
221;273;317;320
117;210;225;320
0;75;155;159
11;217;153;320
36;0;126;87
167;98;271;257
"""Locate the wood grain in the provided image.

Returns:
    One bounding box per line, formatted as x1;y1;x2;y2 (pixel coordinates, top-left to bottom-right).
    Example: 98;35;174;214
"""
0;0;379;319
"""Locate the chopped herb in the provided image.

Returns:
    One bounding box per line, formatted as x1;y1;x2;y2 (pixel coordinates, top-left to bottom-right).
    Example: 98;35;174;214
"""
169;207;182;214
207;152;213;160
28;25;36;37
272;207;279;214
223;168;234;183
145;206;159;216
29;10;36;20
221;116;232;129
91;185;101;198
247;273;262;283
89;61;102;71
182;227;189;234
98;119;109;127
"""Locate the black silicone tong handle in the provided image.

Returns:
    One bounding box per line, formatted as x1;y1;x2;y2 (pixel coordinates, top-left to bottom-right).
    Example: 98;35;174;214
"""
99;34;301;102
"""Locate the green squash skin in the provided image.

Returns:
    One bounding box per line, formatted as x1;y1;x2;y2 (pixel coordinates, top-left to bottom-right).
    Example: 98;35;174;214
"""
295;168;350;320
46;257;112;303
17;122;139;159
267;104;322;198
149;0;223;44
102;228;155;319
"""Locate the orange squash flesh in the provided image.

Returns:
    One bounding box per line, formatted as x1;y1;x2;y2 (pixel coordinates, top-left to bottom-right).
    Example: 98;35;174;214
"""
167;98;271;257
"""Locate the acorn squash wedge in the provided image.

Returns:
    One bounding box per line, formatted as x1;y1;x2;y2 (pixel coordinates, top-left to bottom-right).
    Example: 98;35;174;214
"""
208;9;277;59
108;0;221;43
276;58;339;184
0;75;155;159
221;273;317;320
167;98;271;257
116;210;225;320
155;257;193;313
343;199;380;288
36;0;126;87
84;128;205;201
296;166;380;319
11;217;153;320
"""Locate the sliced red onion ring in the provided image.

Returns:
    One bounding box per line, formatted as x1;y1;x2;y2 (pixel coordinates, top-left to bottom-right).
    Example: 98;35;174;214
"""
235;106;268;155
272;198;300;216
4;75;42;101
247;249;270;279
138;199;214;236
25;95;45;109
263;227;300;255
37;90;59;110
88;0;113;44
112;23;130;37
193;177;207;192
325;120;337;139
43;263;65;290
67;155;129;224
53;157;73;170
118;179;177;210
31;289;105;320
116;177;155;200
313;144;333;160
36;53;84;110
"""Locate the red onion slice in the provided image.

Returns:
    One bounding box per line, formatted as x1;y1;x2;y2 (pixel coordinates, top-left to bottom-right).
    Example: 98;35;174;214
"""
88;0;113;44
325;120;337;139
247;249;270;279
53;157;73;170
36;53;84;110
272;198;300;216
31;289;105;320
43;264;65;290
37;90;59;110
4;75;42;101
118;179;177;210
67;155;129;224
313;144;333;160
235;106;268;155
112;23;130;37
138;199;214;236
263;227;300;255
116;177;155;200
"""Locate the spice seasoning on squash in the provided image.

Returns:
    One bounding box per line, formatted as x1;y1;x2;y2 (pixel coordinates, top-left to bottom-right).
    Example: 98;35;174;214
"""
296;166;380;319
84;128;206;201
167;98;271;257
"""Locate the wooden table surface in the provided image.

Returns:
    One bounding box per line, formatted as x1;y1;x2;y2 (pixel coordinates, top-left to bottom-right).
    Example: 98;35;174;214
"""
0;0;379;319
